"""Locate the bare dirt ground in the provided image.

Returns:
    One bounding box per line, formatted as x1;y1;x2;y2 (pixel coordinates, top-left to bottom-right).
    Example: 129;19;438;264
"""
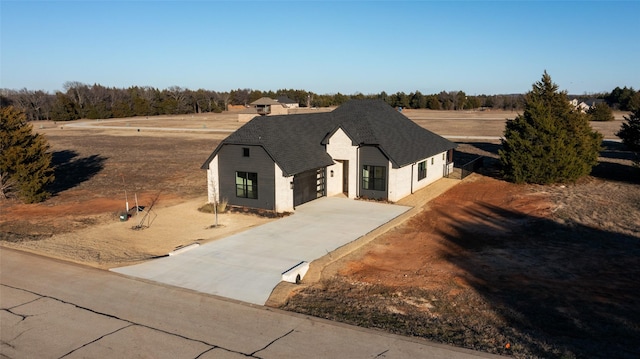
281;131;640;358
1;113;273;268
2;109;639;358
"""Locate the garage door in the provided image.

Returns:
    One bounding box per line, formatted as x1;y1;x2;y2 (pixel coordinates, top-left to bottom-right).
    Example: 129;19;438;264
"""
293;168;325;207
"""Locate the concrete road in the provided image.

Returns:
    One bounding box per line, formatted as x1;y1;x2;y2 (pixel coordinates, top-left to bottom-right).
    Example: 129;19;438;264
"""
1;248;504;359
112;197;411;305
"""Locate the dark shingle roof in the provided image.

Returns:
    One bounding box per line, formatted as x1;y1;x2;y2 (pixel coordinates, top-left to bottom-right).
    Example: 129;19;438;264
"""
331;100;457;167
276;96;298;104
201;99;457;176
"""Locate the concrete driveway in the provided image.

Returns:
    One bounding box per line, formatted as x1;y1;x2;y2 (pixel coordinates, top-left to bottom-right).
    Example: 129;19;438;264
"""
111;197;410;305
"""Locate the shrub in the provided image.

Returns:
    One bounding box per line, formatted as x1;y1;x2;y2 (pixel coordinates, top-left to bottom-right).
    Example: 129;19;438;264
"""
587;102;615;122
616;108;640;166
198;198;228;214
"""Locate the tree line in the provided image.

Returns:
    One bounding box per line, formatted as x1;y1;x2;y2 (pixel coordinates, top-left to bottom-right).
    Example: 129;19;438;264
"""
1;82;527;122
1;82;638;123
2;72;639;203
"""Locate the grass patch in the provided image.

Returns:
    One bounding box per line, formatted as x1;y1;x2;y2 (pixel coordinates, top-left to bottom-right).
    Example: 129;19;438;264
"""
198;198;228;214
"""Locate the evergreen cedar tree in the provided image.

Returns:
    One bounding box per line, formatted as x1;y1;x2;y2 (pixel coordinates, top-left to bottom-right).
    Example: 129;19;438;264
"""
616;108;640;165
0;106;54;203
587;102;615;122
499;71;603;184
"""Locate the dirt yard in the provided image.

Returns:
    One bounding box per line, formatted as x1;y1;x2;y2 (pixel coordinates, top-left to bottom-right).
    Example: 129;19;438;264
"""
0;114;273;268
2;109;639;358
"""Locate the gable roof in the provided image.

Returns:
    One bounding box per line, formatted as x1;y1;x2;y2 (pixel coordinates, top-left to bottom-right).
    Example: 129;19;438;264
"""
251;97;281;106
329;100;457;168
202;99;457;176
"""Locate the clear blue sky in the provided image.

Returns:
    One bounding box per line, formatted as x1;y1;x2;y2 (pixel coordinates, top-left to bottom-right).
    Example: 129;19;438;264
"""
1;0;639;95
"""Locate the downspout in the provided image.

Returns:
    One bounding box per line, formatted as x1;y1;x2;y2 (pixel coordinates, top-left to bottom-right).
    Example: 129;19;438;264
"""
387;159;391;200
356;145;360;198
291;176;295;211
411;163;415;194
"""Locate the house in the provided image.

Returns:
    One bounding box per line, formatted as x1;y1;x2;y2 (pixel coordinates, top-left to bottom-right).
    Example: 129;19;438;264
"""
569;98;605;113
577;102;591;113
251;97;289;116
237;97;297;122
276;96;299;109
202;99;457;213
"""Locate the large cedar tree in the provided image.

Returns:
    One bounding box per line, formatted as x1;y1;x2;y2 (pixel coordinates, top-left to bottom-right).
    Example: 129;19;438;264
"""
499;72;602;184
0;106;54;203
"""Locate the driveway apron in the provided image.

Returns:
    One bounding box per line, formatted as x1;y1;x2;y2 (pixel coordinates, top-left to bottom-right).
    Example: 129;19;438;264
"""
111;197;410;305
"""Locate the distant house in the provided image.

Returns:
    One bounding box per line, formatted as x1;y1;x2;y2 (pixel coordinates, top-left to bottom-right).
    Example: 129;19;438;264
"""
569;98;605;113
237;97;286;122
203;99;457;213
237;97;299;122
578;102;591;113
276;96;299;109
251;97;289;116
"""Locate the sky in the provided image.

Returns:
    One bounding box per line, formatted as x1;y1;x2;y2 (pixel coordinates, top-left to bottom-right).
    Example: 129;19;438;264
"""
1;0;639;95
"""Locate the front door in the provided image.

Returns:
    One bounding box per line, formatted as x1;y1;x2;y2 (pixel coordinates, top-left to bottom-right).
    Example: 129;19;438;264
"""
342;160;349;196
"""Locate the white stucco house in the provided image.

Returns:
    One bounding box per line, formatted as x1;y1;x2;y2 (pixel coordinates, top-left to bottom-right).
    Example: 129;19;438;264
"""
569;98;605;113
202;99;457;213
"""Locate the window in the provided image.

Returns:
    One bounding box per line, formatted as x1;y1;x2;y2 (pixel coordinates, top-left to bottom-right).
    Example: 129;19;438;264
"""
242;148;250;157
418;161;427;180
236;172;258;199
362;165;386;191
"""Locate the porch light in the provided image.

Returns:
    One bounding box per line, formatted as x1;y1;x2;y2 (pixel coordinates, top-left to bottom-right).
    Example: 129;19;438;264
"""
290;181;294;189
330;170;334;177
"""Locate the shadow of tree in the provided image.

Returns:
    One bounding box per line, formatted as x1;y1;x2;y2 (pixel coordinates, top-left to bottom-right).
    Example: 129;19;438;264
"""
591;161;640;184
48;150;107;195
434;202;640;358
454;140;640;184
599;141;636;161
453;142;503;178
591;141;640;184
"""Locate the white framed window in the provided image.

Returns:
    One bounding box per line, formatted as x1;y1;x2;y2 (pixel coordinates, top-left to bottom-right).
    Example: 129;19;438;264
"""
362;165;386;191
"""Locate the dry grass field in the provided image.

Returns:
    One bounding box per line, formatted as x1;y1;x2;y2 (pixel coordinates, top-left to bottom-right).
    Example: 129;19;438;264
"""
1;109;639;358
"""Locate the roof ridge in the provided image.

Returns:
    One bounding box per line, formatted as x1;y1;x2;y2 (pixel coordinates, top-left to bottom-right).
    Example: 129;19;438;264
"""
203;99;456;172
